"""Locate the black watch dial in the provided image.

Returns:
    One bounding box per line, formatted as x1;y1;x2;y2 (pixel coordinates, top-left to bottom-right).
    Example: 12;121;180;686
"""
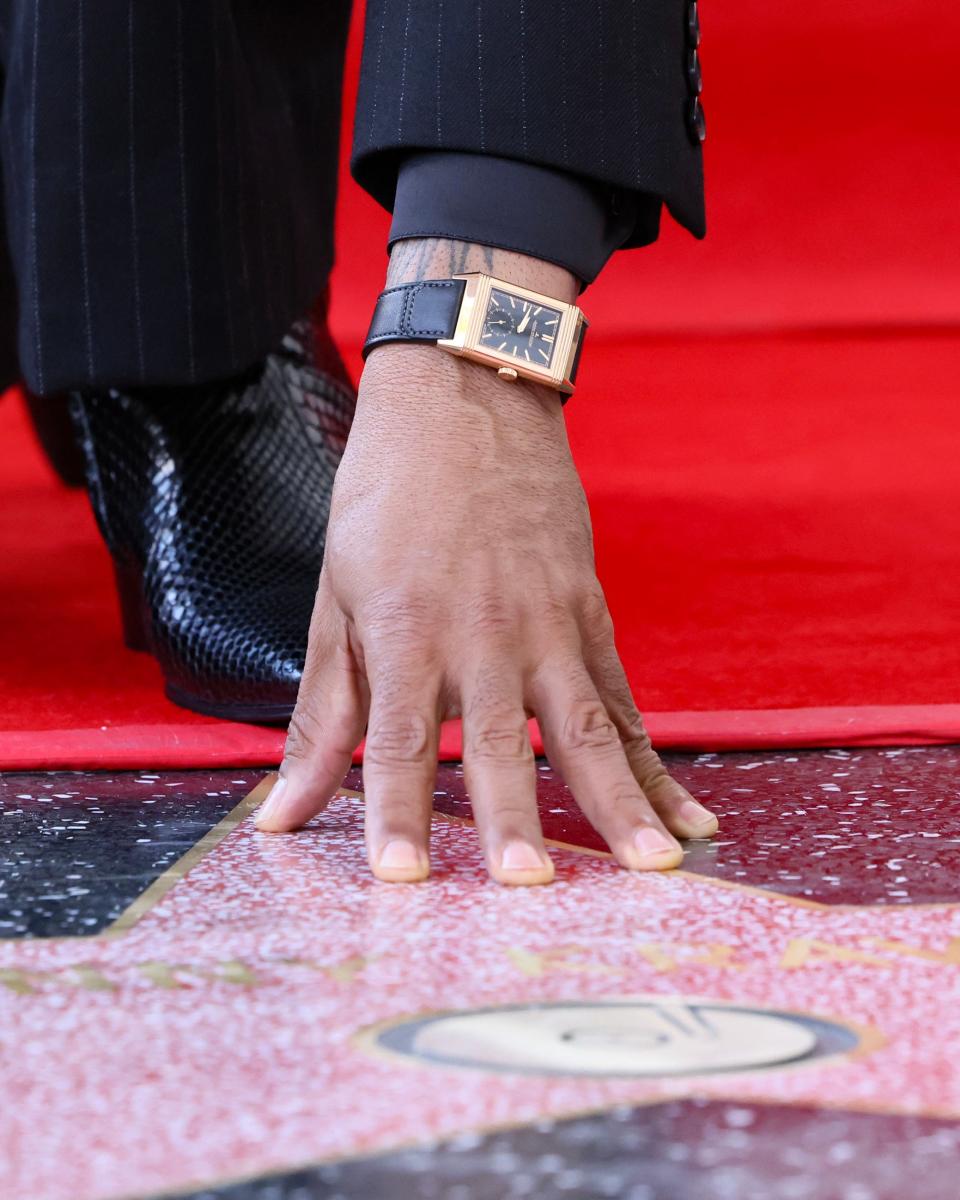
480;288;562;368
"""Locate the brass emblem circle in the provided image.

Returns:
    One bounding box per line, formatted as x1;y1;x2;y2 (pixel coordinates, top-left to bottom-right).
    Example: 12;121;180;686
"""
366;999;863;1078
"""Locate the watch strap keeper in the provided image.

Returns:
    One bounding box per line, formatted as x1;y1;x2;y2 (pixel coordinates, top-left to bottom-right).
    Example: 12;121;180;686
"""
362;278;467;358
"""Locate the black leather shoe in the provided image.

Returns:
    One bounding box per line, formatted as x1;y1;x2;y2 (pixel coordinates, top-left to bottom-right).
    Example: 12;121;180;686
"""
69;306;355;723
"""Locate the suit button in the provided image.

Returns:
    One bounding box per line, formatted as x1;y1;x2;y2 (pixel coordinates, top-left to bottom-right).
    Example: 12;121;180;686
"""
687;2;701;48
686;97;706;144
686;49;702;95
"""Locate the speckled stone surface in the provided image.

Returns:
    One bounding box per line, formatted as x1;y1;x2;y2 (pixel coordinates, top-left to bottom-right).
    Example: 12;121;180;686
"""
408;747;960;906
0;771;260;937
177;1101;960;1200
2;751;960;1200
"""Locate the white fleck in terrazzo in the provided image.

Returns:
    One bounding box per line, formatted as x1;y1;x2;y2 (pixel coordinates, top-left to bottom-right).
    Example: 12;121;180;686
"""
2;785;960;1200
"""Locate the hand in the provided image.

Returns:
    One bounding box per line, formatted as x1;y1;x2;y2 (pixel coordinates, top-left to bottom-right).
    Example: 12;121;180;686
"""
255;239;719;883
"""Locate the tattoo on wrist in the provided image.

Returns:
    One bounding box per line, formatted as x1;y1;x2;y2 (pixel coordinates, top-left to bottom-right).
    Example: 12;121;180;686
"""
386;236;578;303
387;237;494;284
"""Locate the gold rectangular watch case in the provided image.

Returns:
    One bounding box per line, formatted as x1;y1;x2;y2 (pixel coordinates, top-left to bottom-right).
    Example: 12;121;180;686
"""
437;273;587;397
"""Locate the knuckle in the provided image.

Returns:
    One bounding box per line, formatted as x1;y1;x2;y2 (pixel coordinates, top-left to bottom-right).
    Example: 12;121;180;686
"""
365;711;431;767
464;591;514;639
607;787;649;817
377;797;426;827
486;799;538;827
538;592;574;627
467;714;533;764
619;707;651;748
586;612;617;652
284;699;357;779
626;736;670;789
559;699;621;757
360;587;435;642
283;699;323;763
579;585;613;635
582;618;616;652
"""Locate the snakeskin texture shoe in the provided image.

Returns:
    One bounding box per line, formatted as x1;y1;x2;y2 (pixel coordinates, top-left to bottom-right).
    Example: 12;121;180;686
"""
69;307;355;722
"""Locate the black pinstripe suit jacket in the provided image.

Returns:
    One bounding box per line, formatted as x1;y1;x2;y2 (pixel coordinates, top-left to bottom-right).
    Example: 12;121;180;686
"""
0;0;703;395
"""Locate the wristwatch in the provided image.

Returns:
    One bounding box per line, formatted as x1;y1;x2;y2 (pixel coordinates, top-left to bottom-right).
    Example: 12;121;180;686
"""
362;272;588;398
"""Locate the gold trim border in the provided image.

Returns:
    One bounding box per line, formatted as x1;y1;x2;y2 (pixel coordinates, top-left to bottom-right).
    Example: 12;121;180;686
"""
124;1087;960;1200
102;775;276;936
20;775;363;942
120;1006;948;1200
432;809;960;913
104;778;365;937
16;771;960;949
15;783;956;1200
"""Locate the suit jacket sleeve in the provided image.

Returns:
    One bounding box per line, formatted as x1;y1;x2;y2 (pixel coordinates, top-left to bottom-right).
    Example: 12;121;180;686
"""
351;0;706;251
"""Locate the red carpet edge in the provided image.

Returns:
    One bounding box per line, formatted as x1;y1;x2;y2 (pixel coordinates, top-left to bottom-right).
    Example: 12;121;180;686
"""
3;704;959;771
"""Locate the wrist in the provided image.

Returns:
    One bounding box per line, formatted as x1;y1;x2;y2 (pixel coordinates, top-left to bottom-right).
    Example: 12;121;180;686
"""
356;342;565;433
385;236;579;305
356;237;578;436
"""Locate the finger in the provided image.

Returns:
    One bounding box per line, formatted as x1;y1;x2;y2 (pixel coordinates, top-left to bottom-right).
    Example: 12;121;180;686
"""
256;592;368;833
461;660;553;887
584;636;719;840
360;649;441;883
532;655;684;871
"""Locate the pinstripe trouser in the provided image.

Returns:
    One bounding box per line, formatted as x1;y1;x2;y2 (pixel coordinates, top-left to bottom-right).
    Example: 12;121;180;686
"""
0;0;352;396
0;1;705;397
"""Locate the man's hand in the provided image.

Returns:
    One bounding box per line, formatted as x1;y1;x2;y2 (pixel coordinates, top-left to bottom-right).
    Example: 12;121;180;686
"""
255;239;718;882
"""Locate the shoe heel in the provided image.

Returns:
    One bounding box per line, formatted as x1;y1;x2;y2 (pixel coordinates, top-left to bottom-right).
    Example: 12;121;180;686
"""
113;561;151;652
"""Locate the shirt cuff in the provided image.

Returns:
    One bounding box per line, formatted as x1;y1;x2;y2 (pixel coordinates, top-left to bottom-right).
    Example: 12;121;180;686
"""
388;152;662;287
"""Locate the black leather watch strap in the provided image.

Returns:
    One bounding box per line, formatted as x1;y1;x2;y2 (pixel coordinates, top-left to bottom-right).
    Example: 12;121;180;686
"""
362;278;467;359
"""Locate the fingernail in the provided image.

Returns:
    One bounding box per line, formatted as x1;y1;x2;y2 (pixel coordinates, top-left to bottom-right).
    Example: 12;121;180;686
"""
679;798;718;829
633;826;678;857
378;840;422;871
254;776;287;828
500;841;549;872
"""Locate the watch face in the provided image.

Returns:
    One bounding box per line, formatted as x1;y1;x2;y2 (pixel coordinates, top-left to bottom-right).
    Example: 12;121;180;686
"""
480;288;562;369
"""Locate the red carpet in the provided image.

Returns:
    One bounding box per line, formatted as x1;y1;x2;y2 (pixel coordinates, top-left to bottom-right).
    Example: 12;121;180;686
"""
1;0;959;768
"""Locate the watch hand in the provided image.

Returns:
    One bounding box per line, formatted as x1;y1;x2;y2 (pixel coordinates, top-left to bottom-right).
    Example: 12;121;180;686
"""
517;304;533;333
